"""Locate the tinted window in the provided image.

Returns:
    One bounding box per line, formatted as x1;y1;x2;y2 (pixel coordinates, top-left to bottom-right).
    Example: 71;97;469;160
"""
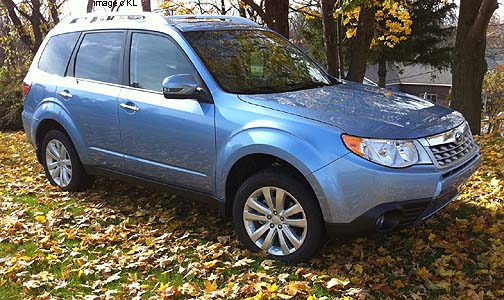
38;32;80;76
129;33;197;92
184;30;332;94
75;32;124;84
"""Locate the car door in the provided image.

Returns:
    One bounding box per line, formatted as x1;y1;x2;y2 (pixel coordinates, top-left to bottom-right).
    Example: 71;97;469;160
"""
118;31;215;194
56;31;126;170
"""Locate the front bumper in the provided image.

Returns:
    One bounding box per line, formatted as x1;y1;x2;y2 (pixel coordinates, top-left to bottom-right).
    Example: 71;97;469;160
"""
307;148;481;236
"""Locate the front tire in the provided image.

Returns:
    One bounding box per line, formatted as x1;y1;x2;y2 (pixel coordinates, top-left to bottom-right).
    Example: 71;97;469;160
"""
233;169;325;262
41;130;92;192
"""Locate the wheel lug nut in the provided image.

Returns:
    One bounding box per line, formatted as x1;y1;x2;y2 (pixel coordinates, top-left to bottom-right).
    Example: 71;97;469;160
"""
278;225;282;229
270;224;274;228
280;217;284;221
267;215;272;219
273;211;277;215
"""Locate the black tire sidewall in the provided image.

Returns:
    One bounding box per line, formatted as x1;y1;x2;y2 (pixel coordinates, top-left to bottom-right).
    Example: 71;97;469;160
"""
41;130;89;192
233;169;325;262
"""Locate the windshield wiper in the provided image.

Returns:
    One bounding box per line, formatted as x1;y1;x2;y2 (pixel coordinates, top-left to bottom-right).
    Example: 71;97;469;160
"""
232;86;280;94
284;82;328;92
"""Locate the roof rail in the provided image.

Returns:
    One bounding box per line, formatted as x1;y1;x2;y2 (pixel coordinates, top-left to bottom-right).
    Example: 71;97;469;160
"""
164;15;259;27
66;12;168;26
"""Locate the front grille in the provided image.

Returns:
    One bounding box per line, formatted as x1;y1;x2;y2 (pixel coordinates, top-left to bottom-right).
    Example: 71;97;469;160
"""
428;126;475;168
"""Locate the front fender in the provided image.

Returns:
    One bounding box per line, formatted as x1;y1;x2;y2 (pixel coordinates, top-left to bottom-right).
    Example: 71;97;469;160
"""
32;99;92;164
215;126;345;201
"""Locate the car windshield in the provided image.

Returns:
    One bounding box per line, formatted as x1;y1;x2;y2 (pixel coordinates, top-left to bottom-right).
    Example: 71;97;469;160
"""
183;30;334;94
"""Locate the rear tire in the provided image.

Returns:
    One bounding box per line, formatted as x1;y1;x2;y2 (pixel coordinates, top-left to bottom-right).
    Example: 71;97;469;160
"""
233;169;325;262
41;130;93;192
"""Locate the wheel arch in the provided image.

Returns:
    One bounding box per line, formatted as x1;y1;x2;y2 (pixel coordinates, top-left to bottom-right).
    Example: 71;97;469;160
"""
223;153;320;218
32;102;90;165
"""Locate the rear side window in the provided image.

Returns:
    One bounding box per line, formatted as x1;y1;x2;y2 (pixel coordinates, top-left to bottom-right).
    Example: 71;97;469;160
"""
38;32;80;76
75;32;124;84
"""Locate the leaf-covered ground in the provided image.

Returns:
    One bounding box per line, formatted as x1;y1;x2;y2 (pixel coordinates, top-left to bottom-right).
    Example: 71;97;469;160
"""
0;131;503;300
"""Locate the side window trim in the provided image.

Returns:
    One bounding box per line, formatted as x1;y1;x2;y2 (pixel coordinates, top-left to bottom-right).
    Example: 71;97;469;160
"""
69;30;127;85
63;32;82;77
124;29;212;102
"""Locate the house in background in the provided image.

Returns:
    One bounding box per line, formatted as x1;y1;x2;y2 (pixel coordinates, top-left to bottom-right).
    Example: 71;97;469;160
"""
365;63;452;106
364;51;504;107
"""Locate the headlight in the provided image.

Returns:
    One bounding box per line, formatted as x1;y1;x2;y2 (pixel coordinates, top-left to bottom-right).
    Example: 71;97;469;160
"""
342;135;419;168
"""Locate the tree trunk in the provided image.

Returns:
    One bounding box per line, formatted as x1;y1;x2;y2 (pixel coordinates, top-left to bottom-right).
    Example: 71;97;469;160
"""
451;0;497;134
378;58;386;87
30;0;44;53
87;0;93;13
346;5;377;83
141;0;151;12
264;0;289;38
48;0;59;24
336;14;344;77
220;0;226;15
321;0;339;77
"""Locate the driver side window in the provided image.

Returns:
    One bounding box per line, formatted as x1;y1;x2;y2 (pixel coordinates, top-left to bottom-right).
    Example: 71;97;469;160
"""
129;33;197;92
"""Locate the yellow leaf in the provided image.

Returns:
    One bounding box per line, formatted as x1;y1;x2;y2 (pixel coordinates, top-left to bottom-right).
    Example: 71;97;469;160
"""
295;268;304;276
326;277;350;289
158;282;170;292
266;283;278;293
353;264;364;274
204;259;220;268
35;215;46;223
204;280;217;293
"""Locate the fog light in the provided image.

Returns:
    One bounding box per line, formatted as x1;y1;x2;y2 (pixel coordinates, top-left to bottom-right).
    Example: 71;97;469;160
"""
376;214;385;229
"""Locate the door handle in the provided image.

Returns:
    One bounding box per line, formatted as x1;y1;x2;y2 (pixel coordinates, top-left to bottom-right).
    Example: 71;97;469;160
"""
58;90;72;99
120;102;140;112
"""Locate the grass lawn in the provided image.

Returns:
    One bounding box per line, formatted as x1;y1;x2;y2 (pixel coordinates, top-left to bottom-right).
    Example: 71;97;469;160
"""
0;131;503;299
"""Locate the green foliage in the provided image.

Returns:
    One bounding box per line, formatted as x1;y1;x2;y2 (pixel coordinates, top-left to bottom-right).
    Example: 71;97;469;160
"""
482;65;504;133
0;60;30;130
0;18;33;131
369;0;456;68
0;0;59;131
299;17;327;67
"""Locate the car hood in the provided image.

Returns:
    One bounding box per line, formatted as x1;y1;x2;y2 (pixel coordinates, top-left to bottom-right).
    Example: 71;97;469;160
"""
238;81;465;139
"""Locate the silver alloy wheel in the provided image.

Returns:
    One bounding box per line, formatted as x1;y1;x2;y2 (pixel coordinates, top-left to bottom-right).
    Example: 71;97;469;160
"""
45;139;72;187
243;187;307;256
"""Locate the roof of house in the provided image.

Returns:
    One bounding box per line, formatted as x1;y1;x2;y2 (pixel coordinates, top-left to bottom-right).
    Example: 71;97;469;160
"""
365;62;452;87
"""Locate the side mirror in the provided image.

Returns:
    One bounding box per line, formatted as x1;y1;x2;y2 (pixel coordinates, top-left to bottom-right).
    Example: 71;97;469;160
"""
162;74;211;103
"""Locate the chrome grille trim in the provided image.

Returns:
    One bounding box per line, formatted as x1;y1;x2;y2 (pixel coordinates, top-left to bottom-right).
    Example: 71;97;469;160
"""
423;122;477;169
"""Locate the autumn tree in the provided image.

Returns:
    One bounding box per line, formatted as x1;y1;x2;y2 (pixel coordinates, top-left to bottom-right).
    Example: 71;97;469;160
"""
482;65;504;134
451;0;498;134
1;0;62;54
369;0;456;87
0;0;62;129
345;4;377;82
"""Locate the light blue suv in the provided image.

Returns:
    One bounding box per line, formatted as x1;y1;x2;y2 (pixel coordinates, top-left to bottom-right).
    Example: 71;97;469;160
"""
22;13;481;262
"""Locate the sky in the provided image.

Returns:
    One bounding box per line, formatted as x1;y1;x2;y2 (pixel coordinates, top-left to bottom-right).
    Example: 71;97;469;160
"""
65;0;504;18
